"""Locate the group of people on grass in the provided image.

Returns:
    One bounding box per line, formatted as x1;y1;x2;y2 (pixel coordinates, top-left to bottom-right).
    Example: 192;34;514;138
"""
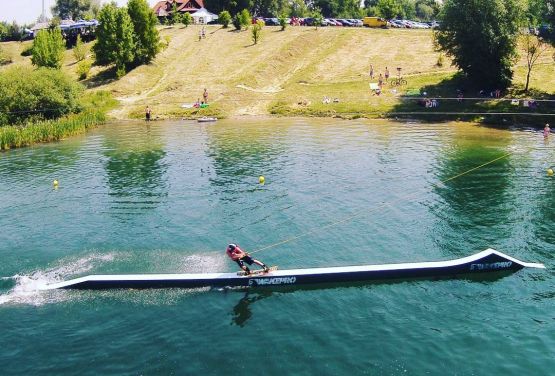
145;89;209;120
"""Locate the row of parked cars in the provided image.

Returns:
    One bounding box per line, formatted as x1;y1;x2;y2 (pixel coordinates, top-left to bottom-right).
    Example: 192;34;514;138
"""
254;17;439;29
389;20;440;29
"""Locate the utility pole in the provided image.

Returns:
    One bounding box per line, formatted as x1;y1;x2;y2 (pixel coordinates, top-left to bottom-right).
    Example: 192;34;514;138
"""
39;0;47;22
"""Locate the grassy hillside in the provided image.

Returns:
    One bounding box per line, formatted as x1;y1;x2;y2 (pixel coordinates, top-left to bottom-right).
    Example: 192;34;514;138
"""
2;25;554;121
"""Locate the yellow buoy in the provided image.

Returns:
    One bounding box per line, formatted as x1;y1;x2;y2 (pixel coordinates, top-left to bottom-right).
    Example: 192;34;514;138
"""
53;179;59;186
259;176;265;184
548;168;554;176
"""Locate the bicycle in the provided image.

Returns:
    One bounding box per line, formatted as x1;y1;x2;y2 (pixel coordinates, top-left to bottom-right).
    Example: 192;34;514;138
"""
390;77;407;86
390;67;407;86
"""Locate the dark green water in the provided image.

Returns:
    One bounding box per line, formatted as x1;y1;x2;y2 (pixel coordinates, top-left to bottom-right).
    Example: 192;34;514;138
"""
0;118;553;375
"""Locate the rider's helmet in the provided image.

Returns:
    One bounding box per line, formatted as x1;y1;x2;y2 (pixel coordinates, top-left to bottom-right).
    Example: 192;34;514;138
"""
227;244;237;251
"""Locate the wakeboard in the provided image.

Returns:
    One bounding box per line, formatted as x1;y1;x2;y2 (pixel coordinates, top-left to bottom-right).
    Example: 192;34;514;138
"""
237;266;278;277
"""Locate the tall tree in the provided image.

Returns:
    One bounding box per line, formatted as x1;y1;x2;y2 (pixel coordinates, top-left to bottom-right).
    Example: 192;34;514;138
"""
52;0;92;20
127;0;160;65
31;28;66;69
435;0;524;88
522;33;549;91
376;0;402;19
93;3;135;77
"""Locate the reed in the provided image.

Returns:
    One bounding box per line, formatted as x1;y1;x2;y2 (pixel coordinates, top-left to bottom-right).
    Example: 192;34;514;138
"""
0;110;106;150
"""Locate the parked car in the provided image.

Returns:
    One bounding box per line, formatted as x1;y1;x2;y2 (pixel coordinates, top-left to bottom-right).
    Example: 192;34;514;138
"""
328;19;343;26
337;19;354;26
263;18;279;26
363;17;388;28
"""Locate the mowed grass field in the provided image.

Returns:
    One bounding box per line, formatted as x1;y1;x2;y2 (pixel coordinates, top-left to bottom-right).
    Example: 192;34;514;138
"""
1;25;554;120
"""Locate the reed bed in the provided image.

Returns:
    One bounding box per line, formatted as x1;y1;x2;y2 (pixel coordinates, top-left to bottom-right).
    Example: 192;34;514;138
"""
0;110;106;150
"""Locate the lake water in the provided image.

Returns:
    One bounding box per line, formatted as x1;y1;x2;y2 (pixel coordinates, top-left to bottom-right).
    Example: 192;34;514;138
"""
0;118;553;375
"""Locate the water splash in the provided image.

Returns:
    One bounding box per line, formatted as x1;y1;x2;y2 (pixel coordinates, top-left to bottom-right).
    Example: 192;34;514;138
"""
0;251;227;306
0;253;117;306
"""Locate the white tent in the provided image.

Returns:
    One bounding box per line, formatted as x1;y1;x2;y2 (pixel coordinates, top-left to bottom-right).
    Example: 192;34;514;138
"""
191;8;218;25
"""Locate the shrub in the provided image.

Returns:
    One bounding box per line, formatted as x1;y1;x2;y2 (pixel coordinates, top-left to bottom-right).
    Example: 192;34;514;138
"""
20;44;33;56
239;9;251;29
0;66;83;126
232;14;242;30
278;15;288;31
182;12;192;27
31;28;66;69
73;34;87;62
77;59;92;80
252;20;263;44
436;53;444;67
219;11;231;28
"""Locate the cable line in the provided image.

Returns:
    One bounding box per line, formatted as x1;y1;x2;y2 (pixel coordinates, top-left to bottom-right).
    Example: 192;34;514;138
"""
250;151;514;255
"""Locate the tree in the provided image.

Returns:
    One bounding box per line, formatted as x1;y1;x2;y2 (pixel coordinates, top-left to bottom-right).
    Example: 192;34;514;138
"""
31;28;66;69
233;14;242;30
416;3;434;21
219;10;232;28
182;12;193;27
278;14;288;31
73;34;86;62
0;23;7;41
435;0;523;88
376;0;402;19
128;0;160;65
168;2;181;25
398;0;416;20
522;33;549;91
312;8;323;30
252;19;263;44
240;9;252;29
288;0;309;17
52;0;92;20
93;3;135;77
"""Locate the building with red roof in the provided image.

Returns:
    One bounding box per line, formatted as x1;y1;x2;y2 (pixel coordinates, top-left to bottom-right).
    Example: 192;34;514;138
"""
153;0;205;18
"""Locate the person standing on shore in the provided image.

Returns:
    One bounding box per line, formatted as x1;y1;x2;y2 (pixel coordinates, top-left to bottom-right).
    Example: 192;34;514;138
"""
145;106;151;121
378;74;384;88
369;64;374;79
203;88;209;104
385;67;390;81
544;123;550;139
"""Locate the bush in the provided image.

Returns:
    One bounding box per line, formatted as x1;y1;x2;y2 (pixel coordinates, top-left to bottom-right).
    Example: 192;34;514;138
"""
0;66;83;126
20;44;33;56
31;28;66;69
182;12;192;27
278;15;288;31
232;14;242;30
73;34;87;62
239;9;251;29
252;20;263;44
436;53;444;67
219;11;231;28
77;59;92;80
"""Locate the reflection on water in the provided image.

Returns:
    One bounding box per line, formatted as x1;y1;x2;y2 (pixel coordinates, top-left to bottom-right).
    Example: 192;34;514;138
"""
103;129;168;217
431;129;515;255
205;124;286;194
231;290;272;327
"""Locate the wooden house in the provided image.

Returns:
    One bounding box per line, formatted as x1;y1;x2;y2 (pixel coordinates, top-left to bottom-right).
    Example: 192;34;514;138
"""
153;0;204;19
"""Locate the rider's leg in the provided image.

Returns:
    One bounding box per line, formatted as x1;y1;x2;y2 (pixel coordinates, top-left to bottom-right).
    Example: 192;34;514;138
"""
253;259;269;271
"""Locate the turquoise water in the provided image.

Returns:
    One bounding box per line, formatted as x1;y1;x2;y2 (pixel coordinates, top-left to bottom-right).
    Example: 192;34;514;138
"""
0;118;553;375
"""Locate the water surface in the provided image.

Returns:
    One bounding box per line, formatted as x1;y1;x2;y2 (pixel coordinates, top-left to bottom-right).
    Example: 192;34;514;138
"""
0;118;553;375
